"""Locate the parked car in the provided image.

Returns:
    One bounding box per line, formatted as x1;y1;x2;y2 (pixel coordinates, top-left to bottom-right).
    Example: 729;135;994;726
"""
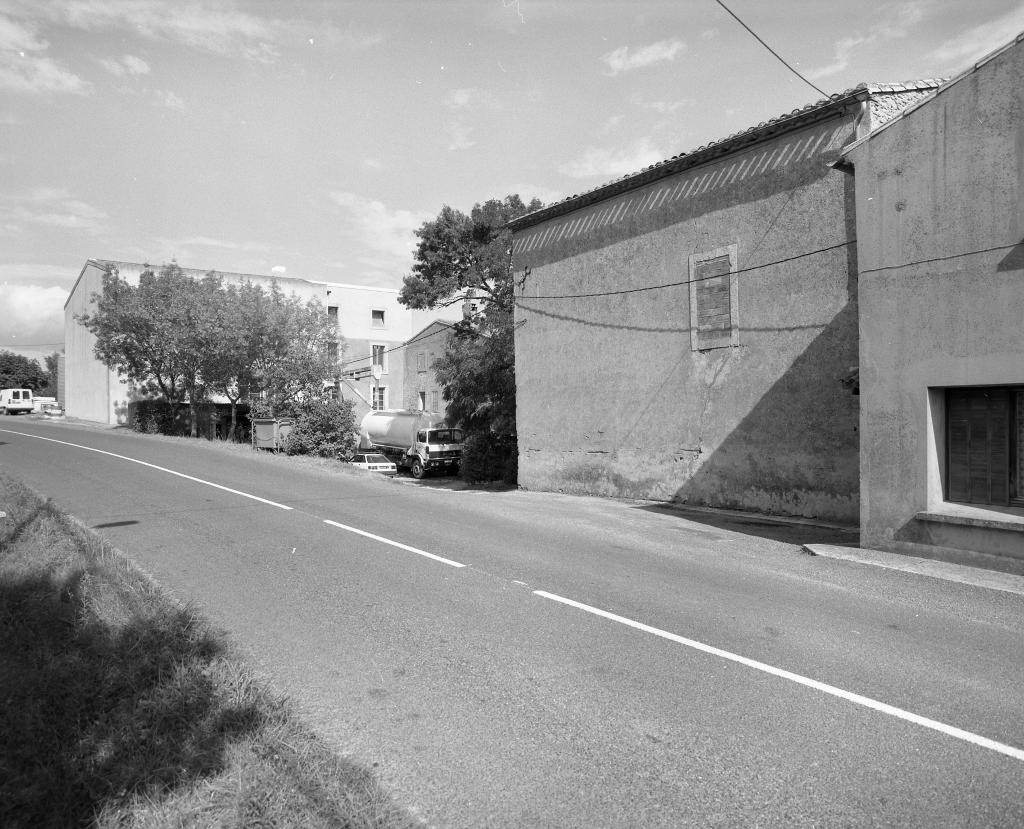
347;452;397;476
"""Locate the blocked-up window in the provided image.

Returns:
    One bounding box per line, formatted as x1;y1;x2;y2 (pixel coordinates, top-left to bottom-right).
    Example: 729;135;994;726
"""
417;352;426;372
947;386;1024;507
689;245;738;351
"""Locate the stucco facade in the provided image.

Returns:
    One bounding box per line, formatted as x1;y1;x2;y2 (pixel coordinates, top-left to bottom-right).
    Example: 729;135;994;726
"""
401;320;453;416
842;35;1024;566
64;259;458;424
511;83;938;523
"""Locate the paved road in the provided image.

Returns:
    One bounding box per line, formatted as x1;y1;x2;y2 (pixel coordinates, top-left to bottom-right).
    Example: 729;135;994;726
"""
2;418;1023;828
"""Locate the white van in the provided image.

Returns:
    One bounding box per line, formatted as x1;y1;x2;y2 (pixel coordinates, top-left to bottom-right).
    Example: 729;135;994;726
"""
0;388;34;415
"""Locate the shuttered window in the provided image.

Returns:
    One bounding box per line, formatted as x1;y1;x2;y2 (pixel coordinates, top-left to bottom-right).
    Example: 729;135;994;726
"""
947;387;1023;507
689;245;738;351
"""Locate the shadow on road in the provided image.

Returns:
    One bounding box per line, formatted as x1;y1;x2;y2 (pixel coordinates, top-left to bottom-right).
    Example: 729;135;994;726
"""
635;502;860;548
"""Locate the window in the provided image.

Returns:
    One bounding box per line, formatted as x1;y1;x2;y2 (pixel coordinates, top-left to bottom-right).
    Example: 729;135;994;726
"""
372;344;387;373
418;391;426;410
372;385;387;411
327;342;338;362
947;387;1024;507
689;245;739;351
371;309;385;328
431;390;439;410
327;305;338;323
417;351;426;372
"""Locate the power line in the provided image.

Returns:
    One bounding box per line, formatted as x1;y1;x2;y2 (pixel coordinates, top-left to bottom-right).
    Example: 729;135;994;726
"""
517;240;852;301
514;238;1021;302
711;0;828;98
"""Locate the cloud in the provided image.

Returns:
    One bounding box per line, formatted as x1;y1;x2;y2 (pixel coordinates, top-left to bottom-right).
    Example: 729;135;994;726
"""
441;87;500;151
443;120;475;151
926;5;1024;69
0;12;90;93
3;188;108;232
0;283;69;347
637;98;691;114
602;39;686;75
18;1;384;64
559;138;665;179
156;89;185;111
328;191;430;272
808;2;927;79
98;53;150;76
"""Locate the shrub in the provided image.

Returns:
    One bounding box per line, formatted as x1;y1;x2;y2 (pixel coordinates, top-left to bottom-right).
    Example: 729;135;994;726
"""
129;401;180;435
460;432;517;484
282;398;357;459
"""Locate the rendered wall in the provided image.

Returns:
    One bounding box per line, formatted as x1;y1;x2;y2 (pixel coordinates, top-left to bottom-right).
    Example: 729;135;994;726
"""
513;115;862;522
847;39;1024;558
63;262;430;425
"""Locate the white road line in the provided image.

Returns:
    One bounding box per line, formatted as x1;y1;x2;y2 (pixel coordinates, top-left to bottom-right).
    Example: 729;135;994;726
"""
323;519;465;568
0;429;293;510
534;589;1024;763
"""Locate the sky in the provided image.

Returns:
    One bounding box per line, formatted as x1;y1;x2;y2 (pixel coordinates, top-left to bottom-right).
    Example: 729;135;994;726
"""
2;0;1023;362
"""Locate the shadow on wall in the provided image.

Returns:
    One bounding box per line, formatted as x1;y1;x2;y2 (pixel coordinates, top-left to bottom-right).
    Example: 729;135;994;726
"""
668;303;860;524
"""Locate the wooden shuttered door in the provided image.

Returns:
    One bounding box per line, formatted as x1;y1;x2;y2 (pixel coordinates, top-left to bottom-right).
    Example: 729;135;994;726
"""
947;388;1011;505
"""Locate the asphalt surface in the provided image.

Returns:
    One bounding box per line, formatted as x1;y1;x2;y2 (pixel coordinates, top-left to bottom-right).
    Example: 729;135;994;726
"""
2;417;1023;828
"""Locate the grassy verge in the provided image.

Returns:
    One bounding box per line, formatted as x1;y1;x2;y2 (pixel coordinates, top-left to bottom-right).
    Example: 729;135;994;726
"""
0;475;420;829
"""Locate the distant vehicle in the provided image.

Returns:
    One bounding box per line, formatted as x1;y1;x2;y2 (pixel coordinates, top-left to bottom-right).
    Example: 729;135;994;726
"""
0;388;33;415
359;409;462;479
347;452;397;476
39;402;65;418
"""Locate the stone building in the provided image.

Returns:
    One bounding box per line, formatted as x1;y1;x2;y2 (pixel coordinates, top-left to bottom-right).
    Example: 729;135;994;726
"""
64;259;457;424
840;34;1024;566
510;81;939;523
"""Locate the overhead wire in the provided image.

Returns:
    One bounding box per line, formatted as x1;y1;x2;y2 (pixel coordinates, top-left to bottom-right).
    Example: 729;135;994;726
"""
711;0;828;98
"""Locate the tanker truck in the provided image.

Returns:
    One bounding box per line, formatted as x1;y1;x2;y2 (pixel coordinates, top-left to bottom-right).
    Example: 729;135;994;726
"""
358;409;463;478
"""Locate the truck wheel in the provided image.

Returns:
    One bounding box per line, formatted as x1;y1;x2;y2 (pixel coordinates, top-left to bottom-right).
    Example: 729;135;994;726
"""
411;459;425;479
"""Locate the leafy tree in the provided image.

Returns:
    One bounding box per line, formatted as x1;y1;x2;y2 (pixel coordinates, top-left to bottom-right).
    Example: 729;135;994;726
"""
199;279;259;441
400;195;542;480
0;350;48;390
78;263;221;435
43;352;60;395
247;282;340;417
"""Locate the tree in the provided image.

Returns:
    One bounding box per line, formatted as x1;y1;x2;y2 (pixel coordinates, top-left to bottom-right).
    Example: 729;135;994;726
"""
399;194;542;480
0;350;48;390
200;280;262;441
77;262;220;434
43;352;60;395
248;282;340;417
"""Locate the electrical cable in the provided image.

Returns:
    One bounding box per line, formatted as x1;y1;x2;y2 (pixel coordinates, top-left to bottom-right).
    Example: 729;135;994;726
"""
711;0;828;98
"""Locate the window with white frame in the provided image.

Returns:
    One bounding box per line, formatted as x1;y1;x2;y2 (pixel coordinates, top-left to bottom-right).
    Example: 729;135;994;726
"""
372;344;387;373
689;245;739;351
372;385;387;411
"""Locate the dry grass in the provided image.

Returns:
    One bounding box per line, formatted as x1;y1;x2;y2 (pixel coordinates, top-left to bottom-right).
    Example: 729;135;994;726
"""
0;475;422;829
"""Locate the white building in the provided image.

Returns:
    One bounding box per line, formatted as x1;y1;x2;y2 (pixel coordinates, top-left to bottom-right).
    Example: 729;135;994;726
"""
64;259;459;424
